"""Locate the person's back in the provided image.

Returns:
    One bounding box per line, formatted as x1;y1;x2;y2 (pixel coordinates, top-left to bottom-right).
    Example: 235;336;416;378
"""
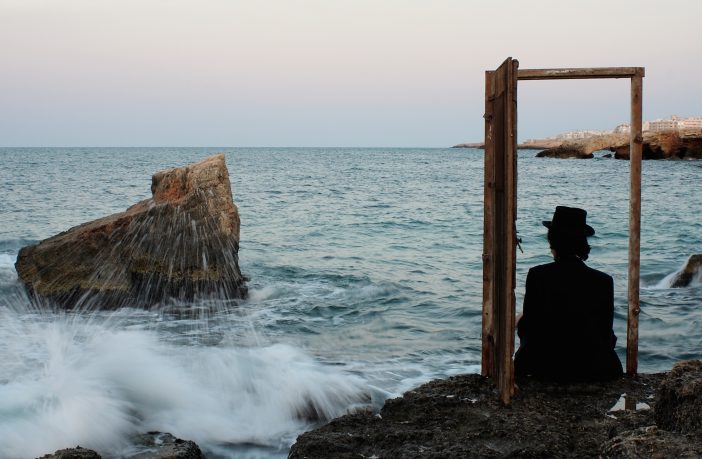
514;206;623;382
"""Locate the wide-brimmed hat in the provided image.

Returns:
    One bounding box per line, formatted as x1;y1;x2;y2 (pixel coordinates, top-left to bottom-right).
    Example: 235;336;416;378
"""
542;206;595;237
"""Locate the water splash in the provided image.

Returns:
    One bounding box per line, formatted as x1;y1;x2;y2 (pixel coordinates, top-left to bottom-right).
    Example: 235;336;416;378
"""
653;255;702;289
0;304;371;458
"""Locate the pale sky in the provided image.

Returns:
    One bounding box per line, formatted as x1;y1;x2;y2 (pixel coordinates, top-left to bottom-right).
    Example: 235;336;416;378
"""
1;0;700;147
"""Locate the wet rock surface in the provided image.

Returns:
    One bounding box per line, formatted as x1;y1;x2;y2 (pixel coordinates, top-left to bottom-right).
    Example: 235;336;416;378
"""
36;432;204;459
37;446;101;459
669;254;702;288
289;371;702;458
16;154;247;309
126;432;205;459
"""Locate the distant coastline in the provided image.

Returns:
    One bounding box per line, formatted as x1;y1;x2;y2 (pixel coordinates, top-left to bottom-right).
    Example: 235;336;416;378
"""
451;140;560;150
453;116;702;159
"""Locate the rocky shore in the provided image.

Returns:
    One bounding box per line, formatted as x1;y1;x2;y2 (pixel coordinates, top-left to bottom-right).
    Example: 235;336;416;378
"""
289;360;702;458
37;432;204;459
453;131;702;160
35;361;702;458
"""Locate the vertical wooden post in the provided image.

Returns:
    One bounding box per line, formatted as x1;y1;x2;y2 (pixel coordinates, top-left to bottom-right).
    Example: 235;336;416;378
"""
627;73;643;375
482;58;518;404
482;70;496;377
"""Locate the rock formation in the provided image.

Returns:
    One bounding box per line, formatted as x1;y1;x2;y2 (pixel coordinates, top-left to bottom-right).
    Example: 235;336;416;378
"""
290;362;702;458
536;146;594;159
613;131;702;160
529;131;702;160
536;133;628;159
15;154;247;309
37;432;205;459
38;446;101;459
655;360;702;433
669;254;702;288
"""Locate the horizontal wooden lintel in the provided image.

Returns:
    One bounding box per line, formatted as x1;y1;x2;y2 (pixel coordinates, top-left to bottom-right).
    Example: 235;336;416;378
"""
518;67;645;80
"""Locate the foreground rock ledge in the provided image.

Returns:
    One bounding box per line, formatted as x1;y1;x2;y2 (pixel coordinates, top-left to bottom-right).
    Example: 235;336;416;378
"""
16;154;247;309
37;432;204;459
290;365;702;458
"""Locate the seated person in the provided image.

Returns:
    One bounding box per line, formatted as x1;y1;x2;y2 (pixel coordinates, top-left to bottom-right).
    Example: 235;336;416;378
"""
514;206;623;382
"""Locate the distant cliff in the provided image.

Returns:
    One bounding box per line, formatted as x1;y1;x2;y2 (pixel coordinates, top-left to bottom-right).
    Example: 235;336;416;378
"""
537;131;702;159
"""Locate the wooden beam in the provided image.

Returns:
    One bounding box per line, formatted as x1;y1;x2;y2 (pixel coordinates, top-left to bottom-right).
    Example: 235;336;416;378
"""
482;70;496;378
518;67;645;80
627;74;643;375
482;57;518;405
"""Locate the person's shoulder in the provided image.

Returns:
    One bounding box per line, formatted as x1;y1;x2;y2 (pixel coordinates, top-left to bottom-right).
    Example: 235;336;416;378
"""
584;264;613;283
528;262;558;276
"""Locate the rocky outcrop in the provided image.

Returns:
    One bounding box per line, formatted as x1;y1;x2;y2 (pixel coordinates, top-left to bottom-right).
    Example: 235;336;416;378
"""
37;432;205;459
669;254;702;288
601;425;702;458
536;146;594;159
537;133;628;159
129;432;205;459
16;154;247;309
38;447;101;459
654;360;702;433
290;363;702;458
289;373;671;458
519;138;565;150
522;131;702;160
613;131;702;160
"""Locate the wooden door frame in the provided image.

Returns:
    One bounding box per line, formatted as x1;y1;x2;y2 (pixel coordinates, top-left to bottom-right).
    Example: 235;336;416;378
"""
482;59;645;404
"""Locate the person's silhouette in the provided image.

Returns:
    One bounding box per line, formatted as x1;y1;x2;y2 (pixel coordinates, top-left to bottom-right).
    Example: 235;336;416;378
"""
515;206;623;382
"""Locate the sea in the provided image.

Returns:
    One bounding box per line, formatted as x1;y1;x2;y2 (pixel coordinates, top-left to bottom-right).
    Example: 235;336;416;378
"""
0;147;701;458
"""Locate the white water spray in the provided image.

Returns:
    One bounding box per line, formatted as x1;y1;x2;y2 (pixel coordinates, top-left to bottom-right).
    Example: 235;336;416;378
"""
0;305;370;458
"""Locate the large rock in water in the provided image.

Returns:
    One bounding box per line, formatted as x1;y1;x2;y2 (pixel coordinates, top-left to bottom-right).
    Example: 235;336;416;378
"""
536;145;594;159
16;154;247;309
669;254;702;288
613;131;702;160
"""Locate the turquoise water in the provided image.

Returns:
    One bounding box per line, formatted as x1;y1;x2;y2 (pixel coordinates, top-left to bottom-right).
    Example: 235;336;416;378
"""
0;147;700;457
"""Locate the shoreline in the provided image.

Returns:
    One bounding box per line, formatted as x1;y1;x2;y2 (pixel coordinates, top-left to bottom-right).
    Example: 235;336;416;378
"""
289;362;702;458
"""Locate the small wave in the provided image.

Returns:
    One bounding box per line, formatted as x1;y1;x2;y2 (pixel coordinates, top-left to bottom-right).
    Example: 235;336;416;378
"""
0;253;18;284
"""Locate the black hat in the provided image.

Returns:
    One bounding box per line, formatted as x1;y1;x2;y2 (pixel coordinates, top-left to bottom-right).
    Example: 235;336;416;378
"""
542;206;595;237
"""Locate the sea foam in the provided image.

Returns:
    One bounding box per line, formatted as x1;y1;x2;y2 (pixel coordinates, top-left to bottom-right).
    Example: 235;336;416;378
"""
0;306;369;458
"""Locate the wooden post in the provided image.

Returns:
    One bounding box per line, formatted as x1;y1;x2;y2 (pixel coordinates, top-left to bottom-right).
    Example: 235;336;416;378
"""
482;70;496;377
627;73;644;375
482;58;518;404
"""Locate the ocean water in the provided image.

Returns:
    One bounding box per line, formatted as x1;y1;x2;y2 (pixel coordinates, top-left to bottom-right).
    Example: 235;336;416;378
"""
0;147;700;458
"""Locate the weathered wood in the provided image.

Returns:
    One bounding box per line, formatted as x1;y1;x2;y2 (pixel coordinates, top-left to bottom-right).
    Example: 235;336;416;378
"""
517;67;645;80
627;75;643;375
482;70;496;378
482;57;518;404
501;58;518;406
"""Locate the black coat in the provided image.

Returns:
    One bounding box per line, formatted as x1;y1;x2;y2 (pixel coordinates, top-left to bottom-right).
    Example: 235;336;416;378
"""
514;257;623;382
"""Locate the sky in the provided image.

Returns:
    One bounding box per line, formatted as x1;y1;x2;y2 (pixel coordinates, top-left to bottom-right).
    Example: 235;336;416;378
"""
1;0;701;147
